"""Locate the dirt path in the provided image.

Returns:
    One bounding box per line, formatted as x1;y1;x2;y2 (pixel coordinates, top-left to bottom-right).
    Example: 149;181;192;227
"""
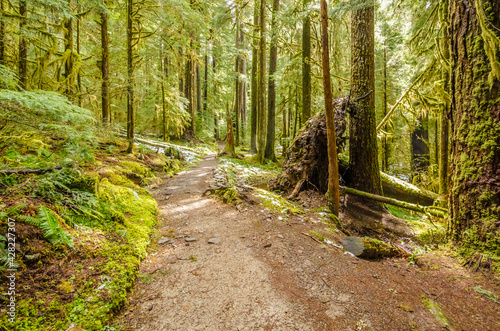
118;154;500;330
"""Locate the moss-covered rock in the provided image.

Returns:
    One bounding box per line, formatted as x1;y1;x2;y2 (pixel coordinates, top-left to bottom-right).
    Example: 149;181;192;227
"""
252;188;303;214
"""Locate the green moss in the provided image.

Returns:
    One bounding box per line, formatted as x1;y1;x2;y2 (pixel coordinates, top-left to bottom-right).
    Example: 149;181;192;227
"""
120;160;151;177
252;188;303;214
422;297;452;328
474;285;499;303
360;237;400;259
215;186;241;204
386;204;422;221
3;159;159;330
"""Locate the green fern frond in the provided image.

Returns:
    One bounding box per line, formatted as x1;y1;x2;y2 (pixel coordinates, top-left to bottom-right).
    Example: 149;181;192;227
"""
38;206;74;248
17;214;42;226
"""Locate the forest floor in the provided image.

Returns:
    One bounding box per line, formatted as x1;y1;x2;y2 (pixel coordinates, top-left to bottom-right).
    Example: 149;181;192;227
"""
115;152;500;331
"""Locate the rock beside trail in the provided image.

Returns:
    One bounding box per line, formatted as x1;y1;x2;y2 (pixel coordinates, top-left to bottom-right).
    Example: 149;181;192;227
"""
343;236;402;259
158;237;170;245
185;238;198;242
208;238;220;244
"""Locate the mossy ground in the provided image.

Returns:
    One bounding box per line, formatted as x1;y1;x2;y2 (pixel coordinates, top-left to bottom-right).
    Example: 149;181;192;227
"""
0;137;189;330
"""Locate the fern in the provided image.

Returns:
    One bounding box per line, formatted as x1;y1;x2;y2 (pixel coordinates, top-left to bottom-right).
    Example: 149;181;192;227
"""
38;206;74;248
17;214;42;227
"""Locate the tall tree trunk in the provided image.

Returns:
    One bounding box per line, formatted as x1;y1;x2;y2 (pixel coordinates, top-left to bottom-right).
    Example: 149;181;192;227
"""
190;54;196;135
448;0;500;244
302;0;311;123
0;0;5;66
264;0;279;161
162;55;168;141
240;28;247;144
126;0;135;153
183;45;196;138
257;0;267;163
320;0;340;217
64;0;74;98
382;44;389;172
411;114;430;173
434;119;438;165
203;52;208;115
439;0;450;196
293;86;299;137
250;0;259;154
179;48;184;95
213;56;219;140
348;0;382;195
196;62;202;123
234;24;241;147
76;4;82;107
223;102;236;156
101;1;111;124
18;0;27;89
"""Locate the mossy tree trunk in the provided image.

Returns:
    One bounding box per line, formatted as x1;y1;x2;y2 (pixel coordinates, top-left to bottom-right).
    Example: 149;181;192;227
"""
250;0;259;154
264;0;279;162
161;55;168;141
126;0;135;153
196;62;202;126
76;3;82;106
63;0;74;99
302;0;311;123
19;0;27;90
348;0;382;195
213;56;219;140
320;0;340;216
0;0;5;66
101;1;111;125
411;114;430;173
240;31;247;143
223;102;236;157
448;0;500;246
257;0;267;163
183;41;196;138
439;0;450;196
382;44;390;172
234;22;241;147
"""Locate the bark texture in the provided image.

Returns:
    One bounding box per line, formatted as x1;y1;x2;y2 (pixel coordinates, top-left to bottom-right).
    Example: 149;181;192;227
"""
301;0;311;123
349;1;382;195
19;0;27;89
0;0;6;66
126;0;135;153
448;0;500;248
264;0;279;161
63;0;74;98
101;2;111;124
250;0;259;154
411;115;430;173
257;0;266;163
320;0;340;216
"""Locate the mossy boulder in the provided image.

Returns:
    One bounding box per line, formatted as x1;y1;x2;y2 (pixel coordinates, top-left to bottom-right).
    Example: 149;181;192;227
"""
343;236;402;259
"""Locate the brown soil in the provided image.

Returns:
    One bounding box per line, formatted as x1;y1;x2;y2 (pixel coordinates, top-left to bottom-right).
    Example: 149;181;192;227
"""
117;154;500;330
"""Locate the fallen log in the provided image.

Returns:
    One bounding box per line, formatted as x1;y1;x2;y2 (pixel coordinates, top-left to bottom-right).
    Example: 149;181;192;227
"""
340;185;447;219
381;173;438;206
0;166;63;175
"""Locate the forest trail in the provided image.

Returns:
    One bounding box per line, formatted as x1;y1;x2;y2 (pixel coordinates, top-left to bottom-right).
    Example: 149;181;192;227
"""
118;153;316;330
117;153;500;330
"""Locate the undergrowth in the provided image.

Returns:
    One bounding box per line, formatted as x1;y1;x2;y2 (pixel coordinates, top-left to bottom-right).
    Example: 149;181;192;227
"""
0;68;194;330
